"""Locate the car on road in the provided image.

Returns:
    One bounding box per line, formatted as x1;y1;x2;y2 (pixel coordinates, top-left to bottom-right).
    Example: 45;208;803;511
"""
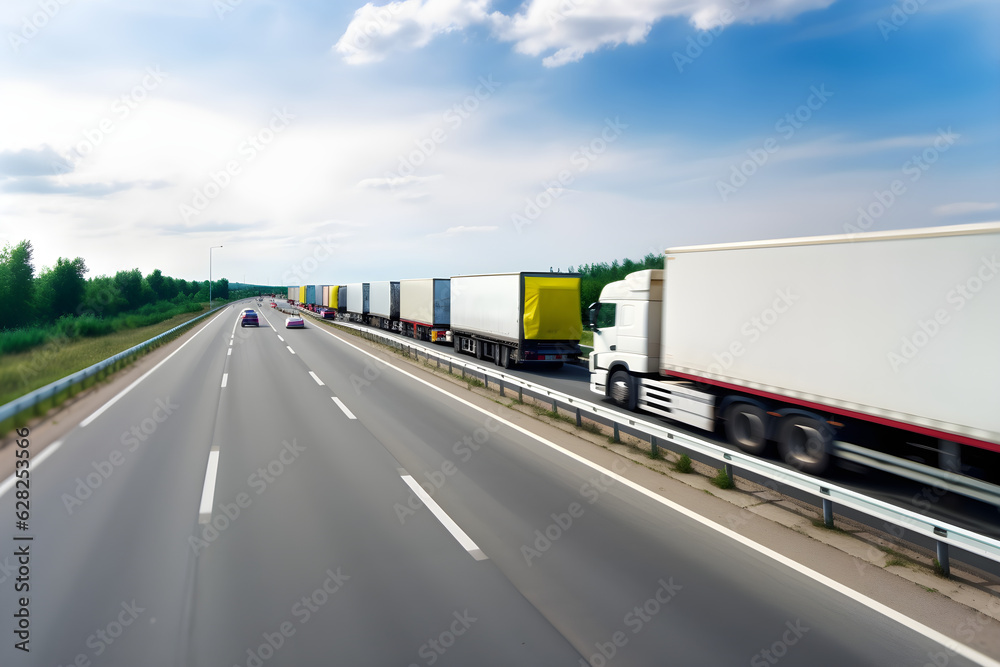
240;309;259;327
285;314;305;329
319;308;336;319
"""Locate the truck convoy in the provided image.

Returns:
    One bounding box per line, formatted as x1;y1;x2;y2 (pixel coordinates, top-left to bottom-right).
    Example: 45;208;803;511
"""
399;278;450;342
588;223;1000;476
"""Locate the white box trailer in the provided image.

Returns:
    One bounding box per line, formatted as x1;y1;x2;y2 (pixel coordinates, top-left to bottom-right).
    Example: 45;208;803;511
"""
589;223;1000;475
369;281;400;330
400;278;450;342
346;283;369;320
451;272;582;368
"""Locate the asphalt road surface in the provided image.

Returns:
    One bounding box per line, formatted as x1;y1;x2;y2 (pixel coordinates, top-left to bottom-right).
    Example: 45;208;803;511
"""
0;302;993;666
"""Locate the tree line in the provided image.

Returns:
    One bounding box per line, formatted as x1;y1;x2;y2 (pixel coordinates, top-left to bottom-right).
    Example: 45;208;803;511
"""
569;252;662;315
0;240;229;354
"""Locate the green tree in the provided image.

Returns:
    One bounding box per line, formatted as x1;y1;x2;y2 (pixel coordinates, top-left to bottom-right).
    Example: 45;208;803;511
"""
114;268;144;309
146;269;165;300
43;257;88;320
0;240;36;328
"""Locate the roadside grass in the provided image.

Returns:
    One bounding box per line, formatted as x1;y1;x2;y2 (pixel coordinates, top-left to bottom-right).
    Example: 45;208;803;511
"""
673;454;693;474
711;467;735;489
0;306;210;408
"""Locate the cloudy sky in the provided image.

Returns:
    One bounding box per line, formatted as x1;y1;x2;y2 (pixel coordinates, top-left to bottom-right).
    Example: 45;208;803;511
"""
0;0;997;286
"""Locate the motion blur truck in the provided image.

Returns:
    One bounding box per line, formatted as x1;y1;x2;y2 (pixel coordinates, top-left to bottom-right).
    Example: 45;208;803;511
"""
588;223;1000;476
400;278;450;342
451;272;583;368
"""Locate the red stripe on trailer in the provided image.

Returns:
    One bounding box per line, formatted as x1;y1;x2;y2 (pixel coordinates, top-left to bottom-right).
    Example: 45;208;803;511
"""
663;368;1000;454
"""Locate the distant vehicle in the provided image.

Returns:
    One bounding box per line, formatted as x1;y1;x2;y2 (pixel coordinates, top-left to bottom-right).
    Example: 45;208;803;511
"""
285;314;305;329
319;308;336;319
270;301;277;308
240;309;259;327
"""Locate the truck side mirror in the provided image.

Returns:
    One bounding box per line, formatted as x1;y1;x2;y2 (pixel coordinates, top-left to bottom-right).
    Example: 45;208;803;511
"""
586;303;599;331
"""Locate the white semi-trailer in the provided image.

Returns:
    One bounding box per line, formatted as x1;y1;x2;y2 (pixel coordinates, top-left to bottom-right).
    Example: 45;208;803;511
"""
451;272;583;368
369;281;400;330
400;278;450;342
345;283;369;323
589;223;1000;475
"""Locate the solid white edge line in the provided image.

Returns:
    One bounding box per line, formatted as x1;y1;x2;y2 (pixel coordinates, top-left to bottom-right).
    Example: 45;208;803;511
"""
0;439;64;499
287;346;295;355
313;323;1000;666
331;397;356;420
309;371;324;386
198;449;220;524
80;307;232;428
221;373;228;388
401;475;487;561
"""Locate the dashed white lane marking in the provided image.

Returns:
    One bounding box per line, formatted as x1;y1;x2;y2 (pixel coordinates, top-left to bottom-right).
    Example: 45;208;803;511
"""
331;397;356;420
287;346;295;355
81;307;231;428
227;348;232;356
221;373;228;388
277;335;284;342
309;371;324;386
0;440;64;499
400;474;487;561
198;448;221;524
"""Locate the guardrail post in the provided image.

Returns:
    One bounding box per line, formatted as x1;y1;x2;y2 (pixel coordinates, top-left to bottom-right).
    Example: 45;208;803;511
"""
551;397;558;415
448;359;452;373
724;462;735;483
937;542;951;578
575;407;582;427
517;385;522;403
500;381;505;397
822;499;834;528
613;422;620;443
651;435;659;457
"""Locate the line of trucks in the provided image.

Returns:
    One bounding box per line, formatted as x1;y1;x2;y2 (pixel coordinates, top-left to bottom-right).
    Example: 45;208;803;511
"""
290;223;999;478
289;273;584;368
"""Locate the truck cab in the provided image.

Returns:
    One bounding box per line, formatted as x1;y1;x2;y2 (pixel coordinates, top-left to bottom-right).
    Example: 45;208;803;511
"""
588;269;663;398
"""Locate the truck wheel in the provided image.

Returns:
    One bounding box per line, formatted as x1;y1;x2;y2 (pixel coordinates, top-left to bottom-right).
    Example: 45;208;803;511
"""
609;370;637;411
777;416;831;475
724;404;769;456
502;347;517;369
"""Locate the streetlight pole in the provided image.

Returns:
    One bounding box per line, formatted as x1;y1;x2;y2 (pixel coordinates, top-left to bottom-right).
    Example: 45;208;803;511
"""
209;245;223;308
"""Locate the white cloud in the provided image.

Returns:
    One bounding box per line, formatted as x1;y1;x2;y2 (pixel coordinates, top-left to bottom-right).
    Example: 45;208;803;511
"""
933;201;999;216
335;0;836;67
334;0;492;65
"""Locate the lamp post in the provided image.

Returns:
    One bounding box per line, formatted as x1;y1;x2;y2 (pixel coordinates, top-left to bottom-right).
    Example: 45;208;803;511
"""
209;245;223;308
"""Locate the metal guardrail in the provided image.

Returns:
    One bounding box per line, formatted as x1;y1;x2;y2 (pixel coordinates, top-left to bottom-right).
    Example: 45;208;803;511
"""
300;308;1000;576
0;303;230;425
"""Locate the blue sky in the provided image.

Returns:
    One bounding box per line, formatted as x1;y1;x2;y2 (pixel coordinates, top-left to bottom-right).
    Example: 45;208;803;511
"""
0;0;996;286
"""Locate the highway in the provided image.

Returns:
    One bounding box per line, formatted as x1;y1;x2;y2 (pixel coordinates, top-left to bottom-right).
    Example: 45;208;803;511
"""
0;302;996;666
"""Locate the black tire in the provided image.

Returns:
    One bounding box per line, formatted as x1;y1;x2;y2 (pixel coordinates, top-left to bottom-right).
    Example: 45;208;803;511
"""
454;335;462;352
777;415;832;475
502;346;517;369
495;345;505;367
724;403;769;456
608;370;637;411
